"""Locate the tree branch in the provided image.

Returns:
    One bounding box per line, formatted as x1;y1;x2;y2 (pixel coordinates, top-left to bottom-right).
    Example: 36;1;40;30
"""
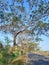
15;29;26;37
42;32;49;37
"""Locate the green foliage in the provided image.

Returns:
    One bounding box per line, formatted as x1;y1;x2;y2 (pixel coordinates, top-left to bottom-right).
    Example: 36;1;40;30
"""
0;0;49;35
35;37;43;42
5;37;12;46
0;43;28;65
0;0;49;46
12;51;19;58
0;53;3;60
11;17;19;22
28;42;40;51
0;11;4;19
0;46;19;65
13;60;23;65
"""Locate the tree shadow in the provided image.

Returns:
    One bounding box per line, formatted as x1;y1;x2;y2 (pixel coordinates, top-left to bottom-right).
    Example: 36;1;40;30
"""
27;52;49;65
27;59;49;65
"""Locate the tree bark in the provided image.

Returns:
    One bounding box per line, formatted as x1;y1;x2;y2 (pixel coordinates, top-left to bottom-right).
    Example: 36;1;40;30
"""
13;30;25;46
14;34;17;46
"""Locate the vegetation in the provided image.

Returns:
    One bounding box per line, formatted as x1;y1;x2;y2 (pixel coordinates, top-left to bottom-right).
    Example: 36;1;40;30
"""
35;51;49;57
0;0;49;46
0;45;27;65
0;0;49;65
0;43;49;65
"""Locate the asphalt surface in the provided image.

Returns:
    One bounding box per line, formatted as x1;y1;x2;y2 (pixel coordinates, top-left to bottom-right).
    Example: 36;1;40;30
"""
26;52;49;65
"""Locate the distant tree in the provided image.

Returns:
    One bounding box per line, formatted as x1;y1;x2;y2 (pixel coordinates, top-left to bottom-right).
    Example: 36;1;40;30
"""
0;0;49;46
5;36;12;46
0;41;3;48
28;42;40;51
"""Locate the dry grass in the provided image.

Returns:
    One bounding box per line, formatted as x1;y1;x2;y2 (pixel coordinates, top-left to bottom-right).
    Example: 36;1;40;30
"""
33;51;49;57
8;55;27;65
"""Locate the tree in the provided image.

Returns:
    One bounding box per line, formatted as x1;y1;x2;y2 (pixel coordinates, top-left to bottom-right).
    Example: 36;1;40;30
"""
27;42;40;51
0;41;3;48
5;36;12;46
0;0;49;46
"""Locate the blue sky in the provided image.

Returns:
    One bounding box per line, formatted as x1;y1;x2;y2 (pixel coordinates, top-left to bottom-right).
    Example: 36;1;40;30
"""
39;35;49;51
24;0;49;51
0;31;49;51
0;0;49;51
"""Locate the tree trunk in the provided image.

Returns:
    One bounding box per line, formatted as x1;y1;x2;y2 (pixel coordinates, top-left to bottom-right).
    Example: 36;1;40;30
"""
13;30;25;46
13;34;17;46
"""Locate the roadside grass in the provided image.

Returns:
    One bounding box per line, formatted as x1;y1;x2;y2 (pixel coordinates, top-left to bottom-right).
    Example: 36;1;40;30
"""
32;51;49;57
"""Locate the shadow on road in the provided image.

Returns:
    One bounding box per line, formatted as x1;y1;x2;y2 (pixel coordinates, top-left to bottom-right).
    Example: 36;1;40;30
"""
27;52;49;65
28;59;49;65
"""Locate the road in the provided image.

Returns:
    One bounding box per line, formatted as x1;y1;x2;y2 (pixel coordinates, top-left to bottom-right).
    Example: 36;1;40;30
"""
26;52;49;65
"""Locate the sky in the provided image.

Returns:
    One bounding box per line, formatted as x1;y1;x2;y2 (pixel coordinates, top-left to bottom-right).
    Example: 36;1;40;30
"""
0;32;49;51
40;35;49;51
24;0;49;51
0;0;49;51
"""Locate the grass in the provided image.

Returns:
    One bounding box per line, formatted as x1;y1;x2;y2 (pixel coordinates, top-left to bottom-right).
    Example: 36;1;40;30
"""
0;45;49;65
32;51;49;57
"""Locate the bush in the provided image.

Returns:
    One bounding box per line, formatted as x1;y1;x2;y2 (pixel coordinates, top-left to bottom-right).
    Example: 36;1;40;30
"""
0;45;27;65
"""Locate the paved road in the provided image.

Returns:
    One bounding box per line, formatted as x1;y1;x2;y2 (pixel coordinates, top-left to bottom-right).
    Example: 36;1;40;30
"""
26;52;49;65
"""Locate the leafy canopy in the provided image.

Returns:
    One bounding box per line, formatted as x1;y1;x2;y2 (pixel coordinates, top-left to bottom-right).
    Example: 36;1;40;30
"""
0;0;49;42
